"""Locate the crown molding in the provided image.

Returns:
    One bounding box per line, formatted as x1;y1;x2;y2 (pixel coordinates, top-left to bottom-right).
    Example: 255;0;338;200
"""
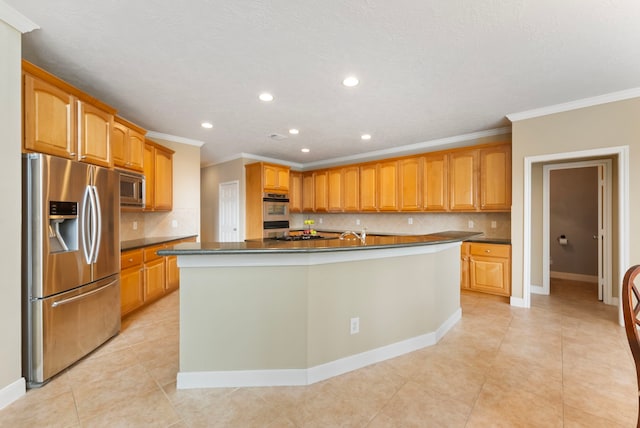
146;131;205;147
507;88;640;122
0;1;39;33
202;152;304;169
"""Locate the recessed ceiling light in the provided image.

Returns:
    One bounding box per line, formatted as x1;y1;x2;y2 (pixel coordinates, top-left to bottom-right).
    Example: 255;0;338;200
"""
361;134;372;140
259;93;274;102
201;122;213;129
342;76;359;87
289;128;299;135
301;148;310;153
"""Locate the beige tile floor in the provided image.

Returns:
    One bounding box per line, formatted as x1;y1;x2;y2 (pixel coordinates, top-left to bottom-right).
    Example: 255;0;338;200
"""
1;278;637;427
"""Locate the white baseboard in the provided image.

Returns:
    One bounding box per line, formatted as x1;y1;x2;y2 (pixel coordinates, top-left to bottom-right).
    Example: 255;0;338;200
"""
177;308;462;390
0;378;25;410
530;284;548;295
510;296;528;308
550;271;598;283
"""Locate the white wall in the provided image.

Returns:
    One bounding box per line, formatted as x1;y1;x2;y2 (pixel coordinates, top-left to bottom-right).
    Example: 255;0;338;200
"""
120;139;201;241
0;16;26;408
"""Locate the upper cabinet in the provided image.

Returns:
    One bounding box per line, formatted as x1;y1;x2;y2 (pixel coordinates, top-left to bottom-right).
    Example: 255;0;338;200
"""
297;142;510;214
263;164;290;192
113;117;145;172
143;140;174;212
22;61;116;168
289;171;302;213
448;149;478;211
480;144;512;211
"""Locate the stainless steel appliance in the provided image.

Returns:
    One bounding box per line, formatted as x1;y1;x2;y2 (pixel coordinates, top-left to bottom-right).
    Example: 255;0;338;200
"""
262;192;289;238
22;153;121;387
118;169;145;208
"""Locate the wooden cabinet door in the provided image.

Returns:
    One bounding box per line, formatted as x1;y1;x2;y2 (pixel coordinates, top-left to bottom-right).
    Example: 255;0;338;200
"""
378;161;398;211
314;171;328;212
154;148;173;211
128;129;145;172
469;244;511;296
23;73;76;159
343;166;360;212
302;172;315;212
423;153;448;211
398;157;421;211
480;145;511;211
289;171;302;213
165;255;179;291
144;258;166;301
121;266;144;316
276;167;289;192
460;243;471;290
78;101;113;168
327;168;343;212
112;121;127;168
263;165;278;190
449;150;478;211
360;164;377;211
143;144;155;211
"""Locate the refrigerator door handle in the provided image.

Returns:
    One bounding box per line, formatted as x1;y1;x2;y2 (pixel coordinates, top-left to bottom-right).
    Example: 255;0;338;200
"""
91;185;102;263
51;278;118;308
81;185;92;264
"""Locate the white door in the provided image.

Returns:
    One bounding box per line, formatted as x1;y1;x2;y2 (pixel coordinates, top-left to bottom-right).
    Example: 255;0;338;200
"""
219;181;240;242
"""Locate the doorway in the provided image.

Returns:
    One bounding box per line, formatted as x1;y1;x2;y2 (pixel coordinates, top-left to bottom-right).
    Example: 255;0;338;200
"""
537;160;612;305
522;146;629;326
218;181;240;242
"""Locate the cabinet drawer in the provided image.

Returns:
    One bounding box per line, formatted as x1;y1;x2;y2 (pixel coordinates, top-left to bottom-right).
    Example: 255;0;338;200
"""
143;244;164;262
121;249;143;270
470;243;510;258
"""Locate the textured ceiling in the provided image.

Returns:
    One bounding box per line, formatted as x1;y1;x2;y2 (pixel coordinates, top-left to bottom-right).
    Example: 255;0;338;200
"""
7;0;640;167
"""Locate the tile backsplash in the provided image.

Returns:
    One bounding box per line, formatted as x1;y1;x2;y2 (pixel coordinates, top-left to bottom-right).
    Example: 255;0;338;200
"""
290;212;511;239
120;210;199;242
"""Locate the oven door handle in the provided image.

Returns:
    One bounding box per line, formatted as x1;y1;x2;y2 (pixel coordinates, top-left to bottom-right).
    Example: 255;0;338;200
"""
263;197;290;203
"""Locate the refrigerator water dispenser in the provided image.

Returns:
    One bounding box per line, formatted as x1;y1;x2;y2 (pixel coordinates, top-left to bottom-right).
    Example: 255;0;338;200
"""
48;201;78;253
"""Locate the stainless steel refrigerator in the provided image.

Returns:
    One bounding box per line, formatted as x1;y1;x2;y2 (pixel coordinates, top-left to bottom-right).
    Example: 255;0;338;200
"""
22;153;121;386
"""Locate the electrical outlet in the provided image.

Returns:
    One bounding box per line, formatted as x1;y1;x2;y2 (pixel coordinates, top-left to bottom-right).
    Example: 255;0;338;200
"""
356;219;361;226
171;220;178;228
468;220;474;229
350;317;360;335
132;221;138;230
491;221;497;229
319;217;323;224
408;217;413;225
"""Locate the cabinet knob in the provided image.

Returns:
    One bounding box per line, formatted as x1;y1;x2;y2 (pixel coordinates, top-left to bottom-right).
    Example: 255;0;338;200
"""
485;249;491;253
128;258;134;262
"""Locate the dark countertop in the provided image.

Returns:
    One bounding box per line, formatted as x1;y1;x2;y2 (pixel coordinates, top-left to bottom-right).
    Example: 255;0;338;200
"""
121;235;198;251
464;237;511;245
158;231;482;255
292;229;511;245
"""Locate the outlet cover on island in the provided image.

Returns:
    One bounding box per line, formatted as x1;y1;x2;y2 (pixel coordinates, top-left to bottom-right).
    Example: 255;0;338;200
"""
171;220;178;228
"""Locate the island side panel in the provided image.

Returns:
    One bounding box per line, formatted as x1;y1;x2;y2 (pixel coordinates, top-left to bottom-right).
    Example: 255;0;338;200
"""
179;266;308;371
306;245;461;367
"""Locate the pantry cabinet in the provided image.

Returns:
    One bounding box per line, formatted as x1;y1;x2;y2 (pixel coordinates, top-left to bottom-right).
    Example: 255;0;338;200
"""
143;141;174;212
466;243;511;297
113;117;145;172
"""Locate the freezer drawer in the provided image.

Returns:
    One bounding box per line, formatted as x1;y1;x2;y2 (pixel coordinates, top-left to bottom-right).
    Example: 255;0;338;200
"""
25;275;121;386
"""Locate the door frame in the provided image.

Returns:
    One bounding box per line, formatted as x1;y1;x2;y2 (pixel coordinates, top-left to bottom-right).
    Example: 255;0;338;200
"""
522;146;629;325
537;160;612;304
218;180;240;243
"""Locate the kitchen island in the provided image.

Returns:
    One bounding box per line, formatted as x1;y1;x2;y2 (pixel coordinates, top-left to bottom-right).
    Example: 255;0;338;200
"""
159;231;479;389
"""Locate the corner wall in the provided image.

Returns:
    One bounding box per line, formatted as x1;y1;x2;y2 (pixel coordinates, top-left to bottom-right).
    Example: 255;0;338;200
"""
0;17;25;407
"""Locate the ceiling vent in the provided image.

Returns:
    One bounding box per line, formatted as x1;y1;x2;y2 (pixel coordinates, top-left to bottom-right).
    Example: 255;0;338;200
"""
269;133;288;141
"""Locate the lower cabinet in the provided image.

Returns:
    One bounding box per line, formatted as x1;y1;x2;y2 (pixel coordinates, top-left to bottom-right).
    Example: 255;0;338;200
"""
120;237;195;317
461;242;511;297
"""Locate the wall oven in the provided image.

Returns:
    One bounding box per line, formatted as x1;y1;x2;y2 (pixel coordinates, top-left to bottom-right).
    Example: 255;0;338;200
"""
118;170;145;208
263;193;289;238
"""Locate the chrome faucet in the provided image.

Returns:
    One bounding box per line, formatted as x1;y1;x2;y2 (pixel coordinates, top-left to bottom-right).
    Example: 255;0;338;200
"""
339;228;367;244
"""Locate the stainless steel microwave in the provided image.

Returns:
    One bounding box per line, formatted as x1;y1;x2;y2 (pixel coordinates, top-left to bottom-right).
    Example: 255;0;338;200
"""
118;170;145;208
